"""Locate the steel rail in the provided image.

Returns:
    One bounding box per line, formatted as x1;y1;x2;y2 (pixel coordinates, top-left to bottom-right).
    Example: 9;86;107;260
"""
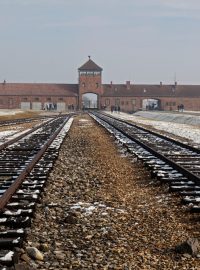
92;112;200;184
0;115;71;210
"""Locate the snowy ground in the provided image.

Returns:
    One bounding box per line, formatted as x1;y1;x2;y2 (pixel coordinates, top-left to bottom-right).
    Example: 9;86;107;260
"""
106;111;200;146
134;111;200;125
0;129;32;145
0;109;24;116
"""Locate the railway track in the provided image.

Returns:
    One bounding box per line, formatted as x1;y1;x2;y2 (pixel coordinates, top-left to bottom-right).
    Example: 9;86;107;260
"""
0;114;73;268
91;112;200;212
0;115;56;147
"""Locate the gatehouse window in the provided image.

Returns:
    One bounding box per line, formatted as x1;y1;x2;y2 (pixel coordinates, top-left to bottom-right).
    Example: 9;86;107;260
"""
126;101;129;105
121;101;124;105
96;83;99;88
94;72;101;75
82;83;85;87
22;97;28;101
47;97;51;101
34;97;39;101
80;71;87;75
58;97;63;101
86;71;94;76
0;99;3;105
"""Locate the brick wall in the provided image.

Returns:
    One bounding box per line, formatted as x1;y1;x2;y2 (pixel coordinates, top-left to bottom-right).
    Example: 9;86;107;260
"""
101;96;200;112
0;95;78;110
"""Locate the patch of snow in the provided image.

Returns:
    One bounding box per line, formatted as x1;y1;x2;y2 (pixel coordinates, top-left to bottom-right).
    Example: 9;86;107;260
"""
0;109;24;116
86;206;96;212
17;229;24;233
69;201;126;216
79;119;89;122
0;218;7;222
0;251;14;261
12;237;20;244
70;205;82;210
0;130;16;138
4;210;21;215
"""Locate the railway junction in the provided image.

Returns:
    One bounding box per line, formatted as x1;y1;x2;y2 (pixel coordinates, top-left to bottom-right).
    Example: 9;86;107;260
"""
0;110;199;269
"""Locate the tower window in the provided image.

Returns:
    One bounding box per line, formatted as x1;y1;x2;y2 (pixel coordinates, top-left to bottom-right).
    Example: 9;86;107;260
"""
82;83;85;87
96;83;99;88
94;72;101;75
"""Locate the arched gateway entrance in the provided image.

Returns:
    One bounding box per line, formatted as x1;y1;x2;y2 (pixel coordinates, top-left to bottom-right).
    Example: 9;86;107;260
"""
82;93;98;109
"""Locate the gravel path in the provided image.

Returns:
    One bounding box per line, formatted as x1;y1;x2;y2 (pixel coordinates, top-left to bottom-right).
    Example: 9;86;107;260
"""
19;114;200;269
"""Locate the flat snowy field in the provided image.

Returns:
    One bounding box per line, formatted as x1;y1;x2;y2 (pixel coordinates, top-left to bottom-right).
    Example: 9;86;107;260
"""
106;111;200;146
0;109;24;116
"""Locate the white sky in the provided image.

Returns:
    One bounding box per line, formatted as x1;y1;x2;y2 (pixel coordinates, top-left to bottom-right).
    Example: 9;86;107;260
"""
0;0;200;84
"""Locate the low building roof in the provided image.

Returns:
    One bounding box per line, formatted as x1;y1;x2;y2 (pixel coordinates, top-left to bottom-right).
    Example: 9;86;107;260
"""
0;83;78;96
102;84;200;98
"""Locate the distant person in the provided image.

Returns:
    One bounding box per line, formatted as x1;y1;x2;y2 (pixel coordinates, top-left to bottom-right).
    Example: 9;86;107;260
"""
180;104;184;112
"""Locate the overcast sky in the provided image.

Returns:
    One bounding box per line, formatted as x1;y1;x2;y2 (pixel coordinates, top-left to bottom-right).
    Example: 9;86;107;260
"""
0;0;200;84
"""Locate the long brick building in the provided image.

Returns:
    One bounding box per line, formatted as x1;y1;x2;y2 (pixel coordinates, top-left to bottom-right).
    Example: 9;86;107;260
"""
0;57;200;112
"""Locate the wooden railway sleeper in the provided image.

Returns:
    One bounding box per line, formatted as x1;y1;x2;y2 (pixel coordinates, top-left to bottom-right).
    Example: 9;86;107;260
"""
6;202;36;210
0;216;31;228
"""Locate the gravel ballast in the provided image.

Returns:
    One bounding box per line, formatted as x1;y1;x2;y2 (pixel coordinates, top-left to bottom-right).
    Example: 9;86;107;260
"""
20;114;200;269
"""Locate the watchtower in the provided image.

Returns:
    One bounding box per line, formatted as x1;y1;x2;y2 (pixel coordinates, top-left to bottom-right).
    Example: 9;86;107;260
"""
78;56;103;109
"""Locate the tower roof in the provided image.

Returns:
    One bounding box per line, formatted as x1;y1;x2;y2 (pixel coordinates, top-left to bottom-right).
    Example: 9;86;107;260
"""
78;57;103;72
